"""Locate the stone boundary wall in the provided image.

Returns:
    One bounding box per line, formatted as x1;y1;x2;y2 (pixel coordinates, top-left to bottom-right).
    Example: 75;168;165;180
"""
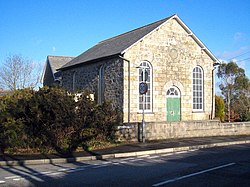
117;121;250;142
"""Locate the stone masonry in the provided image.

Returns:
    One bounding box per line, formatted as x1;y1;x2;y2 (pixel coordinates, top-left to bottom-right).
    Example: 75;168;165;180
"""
61;16;216;125
123;17;214;123
117;121;250;142
61;57;124;110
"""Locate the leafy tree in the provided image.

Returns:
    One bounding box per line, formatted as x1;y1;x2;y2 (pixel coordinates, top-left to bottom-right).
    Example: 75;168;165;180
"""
215;95;225;121
0;54;42;90
217;61;250;121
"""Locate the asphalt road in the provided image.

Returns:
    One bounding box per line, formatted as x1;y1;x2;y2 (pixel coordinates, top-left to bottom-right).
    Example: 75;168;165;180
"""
0;143;250;187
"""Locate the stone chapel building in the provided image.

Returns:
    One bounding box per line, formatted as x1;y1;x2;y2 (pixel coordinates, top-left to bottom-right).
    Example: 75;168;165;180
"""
58;14;219;124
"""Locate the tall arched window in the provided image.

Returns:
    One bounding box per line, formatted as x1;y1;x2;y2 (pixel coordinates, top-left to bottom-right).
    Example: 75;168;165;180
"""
193;66;204;111
98;65;105;104
138;61;152;112
72;71;76;91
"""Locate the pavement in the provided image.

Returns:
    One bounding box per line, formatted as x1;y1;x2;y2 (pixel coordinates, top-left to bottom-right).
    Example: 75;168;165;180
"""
1;135;250;166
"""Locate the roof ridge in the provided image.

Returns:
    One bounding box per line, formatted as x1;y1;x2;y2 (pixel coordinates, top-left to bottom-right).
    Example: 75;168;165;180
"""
98;14;176;44
59;14;179;70
48;55;75;58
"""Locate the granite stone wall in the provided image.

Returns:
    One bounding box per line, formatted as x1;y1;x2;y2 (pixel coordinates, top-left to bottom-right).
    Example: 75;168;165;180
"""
61;57;124;110
61;17;216;124
117;121;250;142
122;17;214;123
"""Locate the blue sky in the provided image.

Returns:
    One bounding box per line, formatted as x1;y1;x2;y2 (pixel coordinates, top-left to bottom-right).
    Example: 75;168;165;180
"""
1;0;250;80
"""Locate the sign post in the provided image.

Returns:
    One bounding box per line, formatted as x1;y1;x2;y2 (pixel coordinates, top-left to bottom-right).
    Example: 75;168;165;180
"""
139;72;148;143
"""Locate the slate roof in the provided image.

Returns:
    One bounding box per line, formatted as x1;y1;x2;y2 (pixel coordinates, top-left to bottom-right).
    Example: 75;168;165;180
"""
60;15;175;70
47;56;74;78
60;14;219;70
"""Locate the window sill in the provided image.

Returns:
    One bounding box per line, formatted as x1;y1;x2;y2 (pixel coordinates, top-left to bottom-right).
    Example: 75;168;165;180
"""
192;110;205;113
137;111;154;114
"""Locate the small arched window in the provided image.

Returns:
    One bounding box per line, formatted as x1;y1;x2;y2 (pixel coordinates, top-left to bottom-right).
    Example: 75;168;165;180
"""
192;66;204;111
167;87;180;97
138;61;152;112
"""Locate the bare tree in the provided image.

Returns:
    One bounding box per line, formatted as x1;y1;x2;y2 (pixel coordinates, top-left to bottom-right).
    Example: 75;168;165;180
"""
0;54;42;90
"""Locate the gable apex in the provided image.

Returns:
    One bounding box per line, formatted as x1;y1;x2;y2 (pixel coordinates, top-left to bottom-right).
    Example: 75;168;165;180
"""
122;14;219;63
172;15;219;62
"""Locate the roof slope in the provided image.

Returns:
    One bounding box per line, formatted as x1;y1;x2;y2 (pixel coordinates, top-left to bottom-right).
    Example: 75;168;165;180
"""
48;56;74;74
60;15;175;70
60;14;219;70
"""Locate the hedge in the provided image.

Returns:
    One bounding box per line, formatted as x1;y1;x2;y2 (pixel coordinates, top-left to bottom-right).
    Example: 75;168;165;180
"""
0;87;122;154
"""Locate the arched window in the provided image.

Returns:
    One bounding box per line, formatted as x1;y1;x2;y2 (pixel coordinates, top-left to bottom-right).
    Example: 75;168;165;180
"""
138;61;152;112
98;65;105;104
72;71;76;91
167;87;180;97
192;66;204;111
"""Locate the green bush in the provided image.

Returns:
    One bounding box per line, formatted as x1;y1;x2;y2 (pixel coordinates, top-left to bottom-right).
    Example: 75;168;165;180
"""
241;111;250;122
0;89;33;153
75;91;122;150
215;95;225;121
24;87;78;154
0;87;122;154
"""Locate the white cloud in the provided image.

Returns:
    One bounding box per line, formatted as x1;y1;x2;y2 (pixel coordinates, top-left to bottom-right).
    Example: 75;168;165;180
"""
32;38;43;46
217;46;249;61
52;47;56;52
233;32;245;42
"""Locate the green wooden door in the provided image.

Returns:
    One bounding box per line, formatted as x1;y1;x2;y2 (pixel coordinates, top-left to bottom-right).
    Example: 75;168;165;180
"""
167;97;180;122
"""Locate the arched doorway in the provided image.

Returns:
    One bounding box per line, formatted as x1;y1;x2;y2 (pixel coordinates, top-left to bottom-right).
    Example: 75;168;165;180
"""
166;86;181;122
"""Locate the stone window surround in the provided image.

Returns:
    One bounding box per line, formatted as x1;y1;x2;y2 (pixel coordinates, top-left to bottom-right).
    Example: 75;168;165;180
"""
138;60;153;113
192;65;204;112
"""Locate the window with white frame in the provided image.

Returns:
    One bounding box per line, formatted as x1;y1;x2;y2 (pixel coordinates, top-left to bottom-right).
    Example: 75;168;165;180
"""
192;66;204;111
138;61;152;112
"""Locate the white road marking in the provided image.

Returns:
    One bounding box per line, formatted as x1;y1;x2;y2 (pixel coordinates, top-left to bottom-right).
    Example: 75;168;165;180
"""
152;162;236;186
46;172;62;176
93;164;109;169
175;151;189;154
58;165;93;172
65;168;86;173
115;161;127;164
71;168;86;172
34;171;53;175
161;153;174;157
58;168;68;172
3;155;170;183
130;158;144;162
5;175;20;179
102;161;112;164
189;149;199;152
148;155;160;159
120;157;135;161
138;155;150;158
13;178;22;181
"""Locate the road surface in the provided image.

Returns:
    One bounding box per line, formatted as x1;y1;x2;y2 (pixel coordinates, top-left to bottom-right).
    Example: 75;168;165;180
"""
0;143;250;186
